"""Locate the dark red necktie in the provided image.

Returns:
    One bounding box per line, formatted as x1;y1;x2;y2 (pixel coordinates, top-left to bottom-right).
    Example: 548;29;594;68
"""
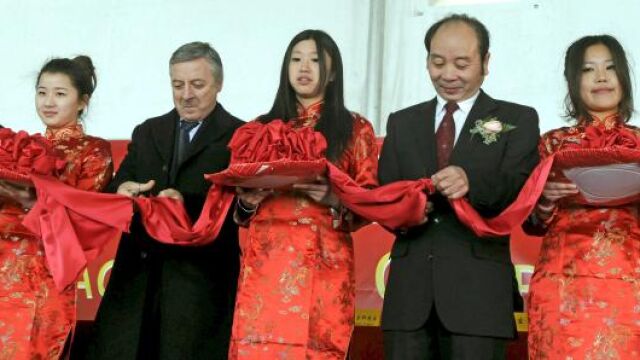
435;101;459;169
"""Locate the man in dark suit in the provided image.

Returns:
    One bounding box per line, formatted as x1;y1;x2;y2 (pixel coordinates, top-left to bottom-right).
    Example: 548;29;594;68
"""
379;14;540;359
84;42;243;359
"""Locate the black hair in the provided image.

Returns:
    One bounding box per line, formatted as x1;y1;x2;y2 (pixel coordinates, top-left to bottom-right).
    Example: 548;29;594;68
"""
37;55;97;116
424;13;490;73
564;35;633;122
260;29;352;161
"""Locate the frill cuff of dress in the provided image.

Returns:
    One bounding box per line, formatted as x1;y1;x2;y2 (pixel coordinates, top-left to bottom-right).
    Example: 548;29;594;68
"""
522;203;558;236
233;197;257;227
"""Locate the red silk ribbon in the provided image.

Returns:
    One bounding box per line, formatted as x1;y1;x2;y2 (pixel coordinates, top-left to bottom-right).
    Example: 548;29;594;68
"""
27;119;640;290
23;156;554;291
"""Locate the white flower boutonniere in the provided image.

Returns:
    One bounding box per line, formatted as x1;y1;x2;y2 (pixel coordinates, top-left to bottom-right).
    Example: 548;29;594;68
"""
470;117;516;145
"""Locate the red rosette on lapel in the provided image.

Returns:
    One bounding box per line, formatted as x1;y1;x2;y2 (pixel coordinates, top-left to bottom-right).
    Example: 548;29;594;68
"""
0;127;66;184
551;126;640;206
206;120;327;188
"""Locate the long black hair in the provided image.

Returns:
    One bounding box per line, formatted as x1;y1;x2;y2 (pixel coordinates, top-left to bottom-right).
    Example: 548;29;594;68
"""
260;29;353;161
564;35;634;122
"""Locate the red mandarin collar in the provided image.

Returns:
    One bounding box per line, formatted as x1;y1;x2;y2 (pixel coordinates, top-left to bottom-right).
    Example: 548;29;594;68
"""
295;100;324;127
579;113;622;130
45;123;85;141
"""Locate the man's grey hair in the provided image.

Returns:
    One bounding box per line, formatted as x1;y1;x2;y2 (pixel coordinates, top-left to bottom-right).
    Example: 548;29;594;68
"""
170;41;223;84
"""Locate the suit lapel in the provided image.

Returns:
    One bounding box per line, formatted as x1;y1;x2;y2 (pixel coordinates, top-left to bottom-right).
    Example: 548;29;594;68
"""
151;109;178;165
412;99;438;177
451;90;498;164
183;103;234;162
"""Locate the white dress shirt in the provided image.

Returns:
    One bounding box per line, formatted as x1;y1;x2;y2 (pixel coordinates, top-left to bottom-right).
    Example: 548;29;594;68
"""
179;120;203;141
434;90;480;144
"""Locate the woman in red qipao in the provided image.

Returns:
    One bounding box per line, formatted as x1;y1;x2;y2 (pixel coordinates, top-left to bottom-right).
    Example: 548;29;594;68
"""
229;30;378;359
0;57;112;359
525;35;640;359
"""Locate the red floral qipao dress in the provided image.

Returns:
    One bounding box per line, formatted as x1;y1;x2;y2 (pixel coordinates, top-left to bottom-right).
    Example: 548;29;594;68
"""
229;102;379;359
0;124;112;360
527;115;640;359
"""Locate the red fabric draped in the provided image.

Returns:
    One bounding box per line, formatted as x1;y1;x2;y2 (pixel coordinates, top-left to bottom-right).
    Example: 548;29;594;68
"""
229;119;327;163
551;119;640;168
23;176;235;290
451;156;554;236
216;119;554;234
136;184;234;245
326;162;434;229
581;122;640;149
24;119;640;290
0;128;66;182
23;175;133;290
208;119;328;188
17;119;541;289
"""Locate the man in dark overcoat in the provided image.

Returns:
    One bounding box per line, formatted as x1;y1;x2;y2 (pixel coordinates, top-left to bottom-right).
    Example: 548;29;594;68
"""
84;41;243;360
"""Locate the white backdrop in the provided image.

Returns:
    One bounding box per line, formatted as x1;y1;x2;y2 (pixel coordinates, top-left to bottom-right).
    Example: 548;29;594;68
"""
381;0;640;134
1;0;638;138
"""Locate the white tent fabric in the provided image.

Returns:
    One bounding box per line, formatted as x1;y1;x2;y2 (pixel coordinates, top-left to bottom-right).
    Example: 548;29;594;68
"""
1;0;638;138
